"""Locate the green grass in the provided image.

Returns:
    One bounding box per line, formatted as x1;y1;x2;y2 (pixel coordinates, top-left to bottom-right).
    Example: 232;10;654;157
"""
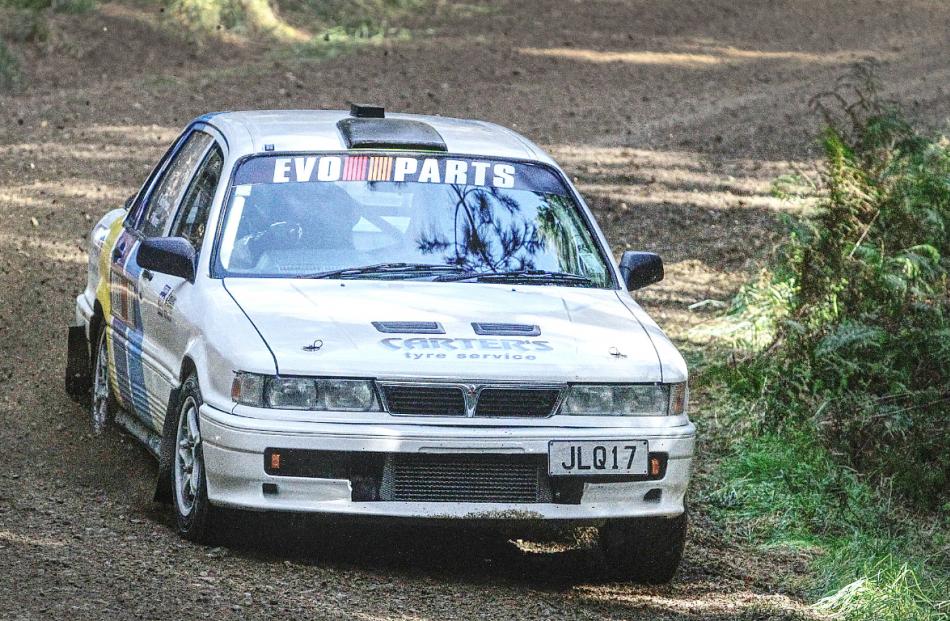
700;385;949;621
707;430;872;540
814;551;949;621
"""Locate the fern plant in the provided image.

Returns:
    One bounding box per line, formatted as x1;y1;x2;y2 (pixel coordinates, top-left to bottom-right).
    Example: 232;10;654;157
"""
730;63;949;508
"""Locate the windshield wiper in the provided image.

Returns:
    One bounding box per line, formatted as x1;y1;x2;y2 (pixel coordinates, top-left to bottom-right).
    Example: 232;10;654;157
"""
298;263;467;280
435;269;594;285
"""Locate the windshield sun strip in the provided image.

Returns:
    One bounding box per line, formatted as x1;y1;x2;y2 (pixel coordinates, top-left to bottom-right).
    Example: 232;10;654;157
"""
208;150;620;289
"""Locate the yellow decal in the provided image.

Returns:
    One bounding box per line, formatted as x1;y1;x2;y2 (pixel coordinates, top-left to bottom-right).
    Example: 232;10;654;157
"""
95;218;126;406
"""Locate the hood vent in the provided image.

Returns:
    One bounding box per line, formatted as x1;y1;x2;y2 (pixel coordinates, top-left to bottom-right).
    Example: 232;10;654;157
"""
471;322;541;337
372;321;445;334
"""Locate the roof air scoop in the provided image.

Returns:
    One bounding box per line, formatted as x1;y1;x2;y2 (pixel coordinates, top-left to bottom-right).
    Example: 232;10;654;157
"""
337;106;448;152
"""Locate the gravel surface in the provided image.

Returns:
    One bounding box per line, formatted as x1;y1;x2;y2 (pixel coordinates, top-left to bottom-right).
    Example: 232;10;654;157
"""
0;1;947;618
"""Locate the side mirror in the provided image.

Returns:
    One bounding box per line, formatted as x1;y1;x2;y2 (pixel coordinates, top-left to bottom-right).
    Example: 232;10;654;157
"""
619;251;663;291
123;195;135;211
137;237;196;282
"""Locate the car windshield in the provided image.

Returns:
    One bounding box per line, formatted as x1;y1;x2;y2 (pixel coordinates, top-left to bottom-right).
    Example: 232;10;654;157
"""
215;153;613;287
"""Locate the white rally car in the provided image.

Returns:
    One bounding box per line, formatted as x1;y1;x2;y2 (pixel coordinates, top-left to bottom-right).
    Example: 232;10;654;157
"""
66;105;695;582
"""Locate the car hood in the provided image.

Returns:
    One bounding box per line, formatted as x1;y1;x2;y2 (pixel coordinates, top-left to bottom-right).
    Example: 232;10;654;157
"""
224;279;667;383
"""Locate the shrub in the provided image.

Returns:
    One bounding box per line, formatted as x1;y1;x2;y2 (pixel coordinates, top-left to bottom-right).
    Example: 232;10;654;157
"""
0;0;95;12
0;7;48;42
0;0;95;90
0;37;20;91
725;63;949;508
302;0;424;38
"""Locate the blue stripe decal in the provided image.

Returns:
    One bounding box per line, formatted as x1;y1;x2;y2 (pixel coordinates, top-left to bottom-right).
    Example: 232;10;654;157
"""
112;319;134;407
126;330;150;420
124;242;150;423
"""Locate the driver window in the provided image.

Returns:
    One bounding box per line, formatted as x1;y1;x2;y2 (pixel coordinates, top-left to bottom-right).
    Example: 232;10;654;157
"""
170;146;223;252
138;131;213;238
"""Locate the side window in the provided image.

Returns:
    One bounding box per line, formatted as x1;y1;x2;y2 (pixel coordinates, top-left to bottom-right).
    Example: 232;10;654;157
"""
170;146;224;252
138;131;213;238
126;131;188;226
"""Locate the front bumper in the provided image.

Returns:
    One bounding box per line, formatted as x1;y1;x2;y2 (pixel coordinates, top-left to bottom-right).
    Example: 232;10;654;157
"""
199;404;695;521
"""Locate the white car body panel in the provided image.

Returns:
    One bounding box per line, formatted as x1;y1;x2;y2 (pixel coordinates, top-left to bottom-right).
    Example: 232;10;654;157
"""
223;279;670;382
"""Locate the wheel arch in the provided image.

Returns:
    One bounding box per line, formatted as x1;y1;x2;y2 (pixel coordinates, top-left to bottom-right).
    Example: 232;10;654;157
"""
155;354;203;503
154;356;196;504
90;300;105;341
179;355;198;384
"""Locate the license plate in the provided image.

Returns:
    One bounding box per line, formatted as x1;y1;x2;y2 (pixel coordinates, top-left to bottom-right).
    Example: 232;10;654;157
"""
548;440;648;476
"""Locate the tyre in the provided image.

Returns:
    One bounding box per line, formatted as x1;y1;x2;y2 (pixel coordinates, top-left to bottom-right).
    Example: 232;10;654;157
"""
599;508;688;583
90;325;116;434
171;373;216;543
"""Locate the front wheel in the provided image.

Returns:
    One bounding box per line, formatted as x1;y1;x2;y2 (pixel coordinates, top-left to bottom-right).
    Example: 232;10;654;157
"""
171;373;215;543
599;508;688;583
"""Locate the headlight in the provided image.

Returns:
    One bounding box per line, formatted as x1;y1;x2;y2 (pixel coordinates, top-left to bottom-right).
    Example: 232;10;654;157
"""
232;373;380;412
320;379;376;411
560;382;688;416
265;377;317;410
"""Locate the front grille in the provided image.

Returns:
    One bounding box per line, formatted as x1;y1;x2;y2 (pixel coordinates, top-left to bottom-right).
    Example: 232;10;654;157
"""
380;454;550;503
474;388;561;418
382;385;465;416
380;384;563;417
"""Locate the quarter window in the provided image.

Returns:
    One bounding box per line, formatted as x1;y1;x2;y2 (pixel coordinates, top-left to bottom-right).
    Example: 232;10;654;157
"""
138;131;213;238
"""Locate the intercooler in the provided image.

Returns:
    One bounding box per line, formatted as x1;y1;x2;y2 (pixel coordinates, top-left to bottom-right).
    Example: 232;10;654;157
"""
378;453;554;503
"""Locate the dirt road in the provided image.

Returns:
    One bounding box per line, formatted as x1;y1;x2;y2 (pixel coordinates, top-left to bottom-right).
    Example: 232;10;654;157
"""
1;1;947;618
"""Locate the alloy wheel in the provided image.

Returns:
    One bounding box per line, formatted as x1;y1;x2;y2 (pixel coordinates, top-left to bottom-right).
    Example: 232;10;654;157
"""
174;396;202;516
